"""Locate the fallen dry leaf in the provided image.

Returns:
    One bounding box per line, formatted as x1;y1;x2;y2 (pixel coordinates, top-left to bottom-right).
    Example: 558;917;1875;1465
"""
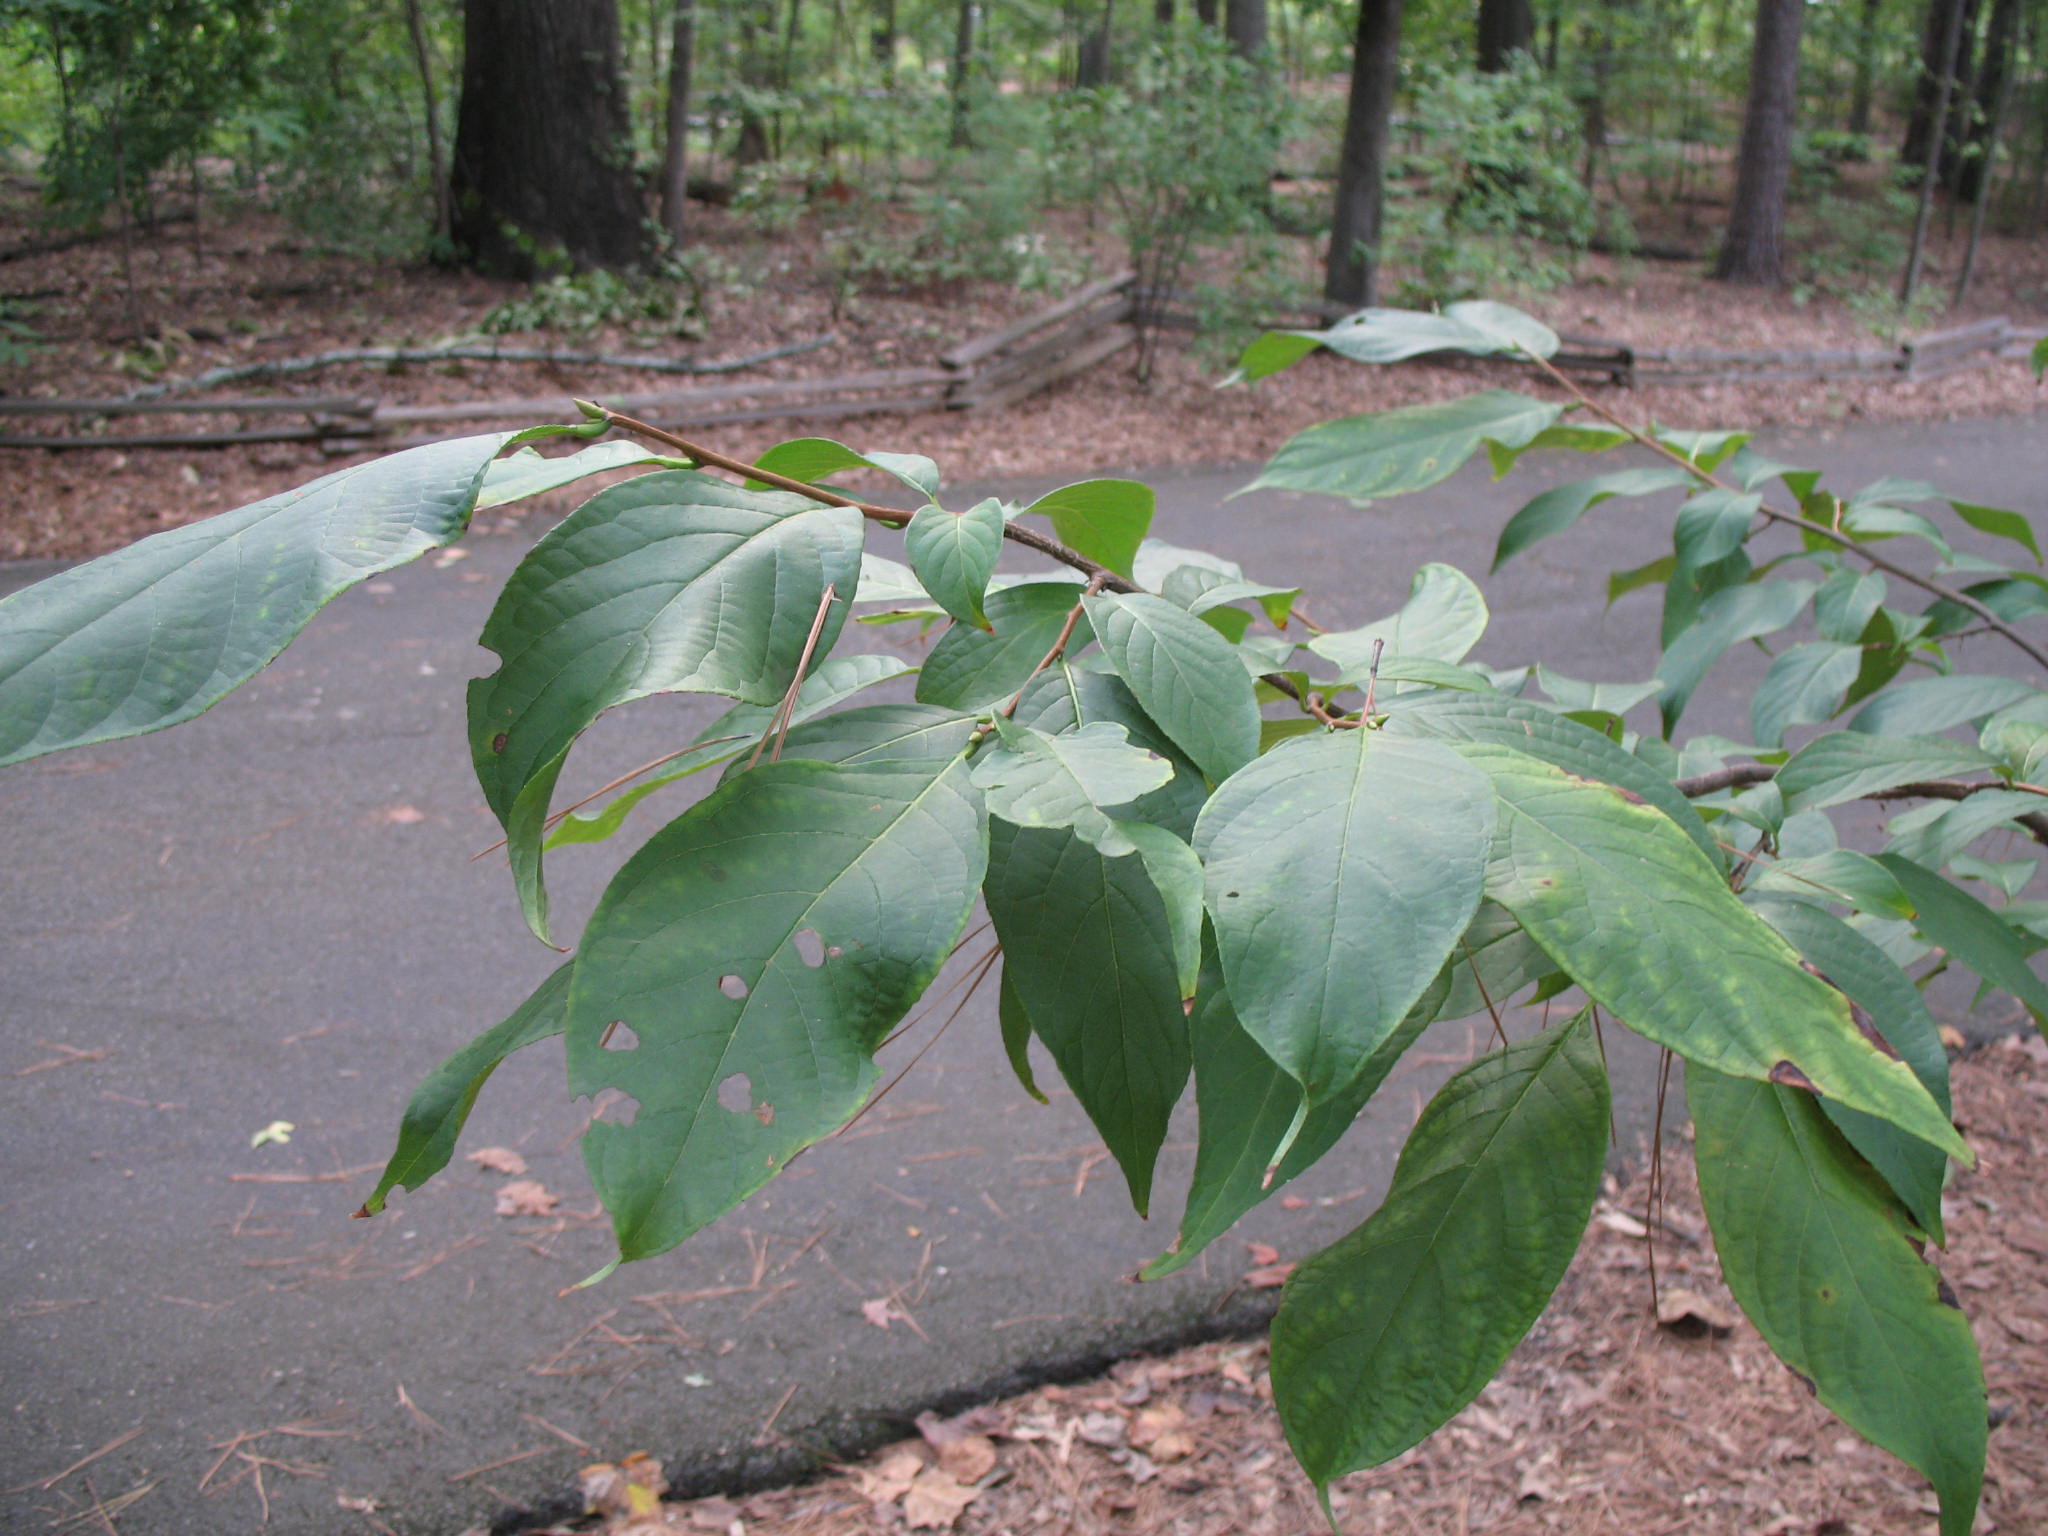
1655;1285;1739;1337
938;1433;997;1484
684;1495;742;1530
1246;1241;1282;1267
495;1178;558;1217
855;1449;923;1505
466;1146;527;1175
901;1467;980;1529
860;1297;903;1329
373;804;427;825
1245;1262;1296;1289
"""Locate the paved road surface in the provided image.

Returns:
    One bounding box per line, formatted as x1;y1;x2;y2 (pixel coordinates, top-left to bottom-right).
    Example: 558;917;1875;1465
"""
3;412;2042;1534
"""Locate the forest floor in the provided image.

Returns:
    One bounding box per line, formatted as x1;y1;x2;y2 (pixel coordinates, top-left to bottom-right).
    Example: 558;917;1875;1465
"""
1;176;2045;564
3;182;2047;1536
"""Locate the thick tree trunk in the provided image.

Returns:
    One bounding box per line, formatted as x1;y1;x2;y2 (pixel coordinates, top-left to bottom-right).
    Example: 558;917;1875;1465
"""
1476;0;1533;72
1076;0;1114;86
1713;0;1806;285
449;0;645;276
1956;0;2019;201
1195;0;1218;27
949;0;976;146
658;0;697;247
1324;0;1404;306
1901;0;1966;296
1155;0;1174;26
1225;0;1266;60
1904;0;1974;176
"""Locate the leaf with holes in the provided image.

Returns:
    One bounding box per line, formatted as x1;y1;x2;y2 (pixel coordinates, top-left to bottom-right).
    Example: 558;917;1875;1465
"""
1195;730;1494;1102
565;755;987;1271
358;964;571;1217
0;425;592;769
1689;1067;1985;1536
1271;1012;1608;1487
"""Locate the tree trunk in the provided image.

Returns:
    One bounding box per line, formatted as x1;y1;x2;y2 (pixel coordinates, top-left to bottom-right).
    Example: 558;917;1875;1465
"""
1476;0;1533;72
949;0;976;146
449;0;646;276
1848;0;1881;138
659;0;697;247
403;0;452;241
1902;0;1967;296
1713;0;1806;285
1195;0;1218;26
1076;0;1114;86
1155;0;1175;26
1324;0;1405;306
1904;0;1972;176
1956;0;2018;201
871;0;896;68
1225;0;1266;59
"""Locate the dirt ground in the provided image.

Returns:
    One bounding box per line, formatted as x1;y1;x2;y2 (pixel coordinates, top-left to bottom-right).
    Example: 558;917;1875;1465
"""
4;183;2047;1536
1;181;2044;564
545;1037;2048;1536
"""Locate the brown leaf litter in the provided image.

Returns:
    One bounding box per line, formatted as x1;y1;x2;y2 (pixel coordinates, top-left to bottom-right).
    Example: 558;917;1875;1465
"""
531;1037;2046;1536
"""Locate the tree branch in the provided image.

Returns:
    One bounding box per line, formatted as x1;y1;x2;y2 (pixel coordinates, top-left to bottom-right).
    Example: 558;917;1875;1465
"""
1671;761;2048;845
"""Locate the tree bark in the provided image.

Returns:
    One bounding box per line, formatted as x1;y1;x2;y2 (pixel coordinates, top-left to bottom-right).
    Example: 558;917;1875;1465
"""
1956;0;2019;201
949;0;977;146
403;0;452;241
450;0;645;276
1194;0;1218;26
1848;0;1881;138
1712;0;1806;285
870;0;896;67
658;0;697;247
1901;0;1966;296
1476;0;1533;72
1324;0;1405;306
1225;0;1266;60
1076;0;1114;86
1904;0;1974;177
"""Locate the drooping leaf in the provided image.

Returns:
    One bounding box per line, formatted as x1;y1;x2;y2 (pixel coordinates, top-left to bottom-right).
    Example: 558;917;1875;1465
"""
356;964;571;1218
1229;301;1560;386
1309;563;1489;675
1875;853;2048;1025
968;719;1175;856
1653;426;1750;472
0;425;589;768
755;702;979;770
1083;592;1260;783
1010;663;1209;839
1814;568;1888;643
1383;691;1722;870
1461;743;1967;1159
1744;850;1913;919
1241;390;1563;505
1491;466;1693;571
1885;789;2045;868
468;471;864;942
1672;488;1764;575
1020;480;1154;578
905;498;1004;630
1271;1013;1608;1487
1657;579;1814;732
1483;422;1631;477
1142;964;1449;1281
567;755;987;1269
998;967;1047;1104
545;654;915;850
1777;732;2002;814
748;436;939;500
916;582;1092;711
1949;499;2040;562
1750;899;1952;1241
1751;641;1863;749
1195;730;1495;1101
1689;1067;1984;1536
982;821;1191;1215
1848;674;2044;736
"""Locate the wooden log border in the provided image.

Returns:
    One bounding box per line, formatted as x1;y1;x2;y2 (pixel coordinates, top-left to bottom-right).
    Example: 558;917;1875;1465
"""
0;288;2037;453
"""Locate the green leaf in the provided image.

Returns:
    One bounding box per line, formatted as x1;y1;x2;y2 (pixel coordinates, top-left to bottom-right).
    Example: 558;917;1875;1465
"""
916;582;1091;711
1309;563;1489;674
1814;568;1887;642
1491;466;1693;570
1886;790;2045;868
1083;592;1260;783
2032;335;2048;379
1950;499;2040;562
1020;480;1154;578
1228;301;1558;385
756;702;979;770
1751;641;1863;750
545;654;915;850
1876;853;2048;1026
1843;504;1953;558
1688;1067;1984;1536
1532;666;1661;718
998;967;1047;1104
1010;663;1209;839
905;498;1004;630
1483;422;1630;477
477;440;688;507
1143;962;1448;1280
982;822;1191;1215
1383;692;1722;871
1160;566;1300;631
748;437;939;500
1657;579;1814;733
567;755;987;1268
1848;674;2044;736
1673;488;1764;574
356;964;571;1218
1745;850;1913;919
468;471;864;943
854;552;931;606
969;719;1175;856
1118;822;1206;1001
1271;1013;1608;1486
1195;730;1495;1101
1226;328;1325;386
1778;731;2001;814
1653;426;1750;472
1608;553;1675;604
1751;899;1954;1241
1462;744;1967;1160
1241;390;1564;505
0;425;588;768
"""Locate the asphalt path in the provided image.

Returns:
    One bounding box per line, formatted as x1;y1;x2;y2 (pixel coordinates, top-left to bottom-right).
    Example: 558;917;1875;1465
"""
3;411;2043;1535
